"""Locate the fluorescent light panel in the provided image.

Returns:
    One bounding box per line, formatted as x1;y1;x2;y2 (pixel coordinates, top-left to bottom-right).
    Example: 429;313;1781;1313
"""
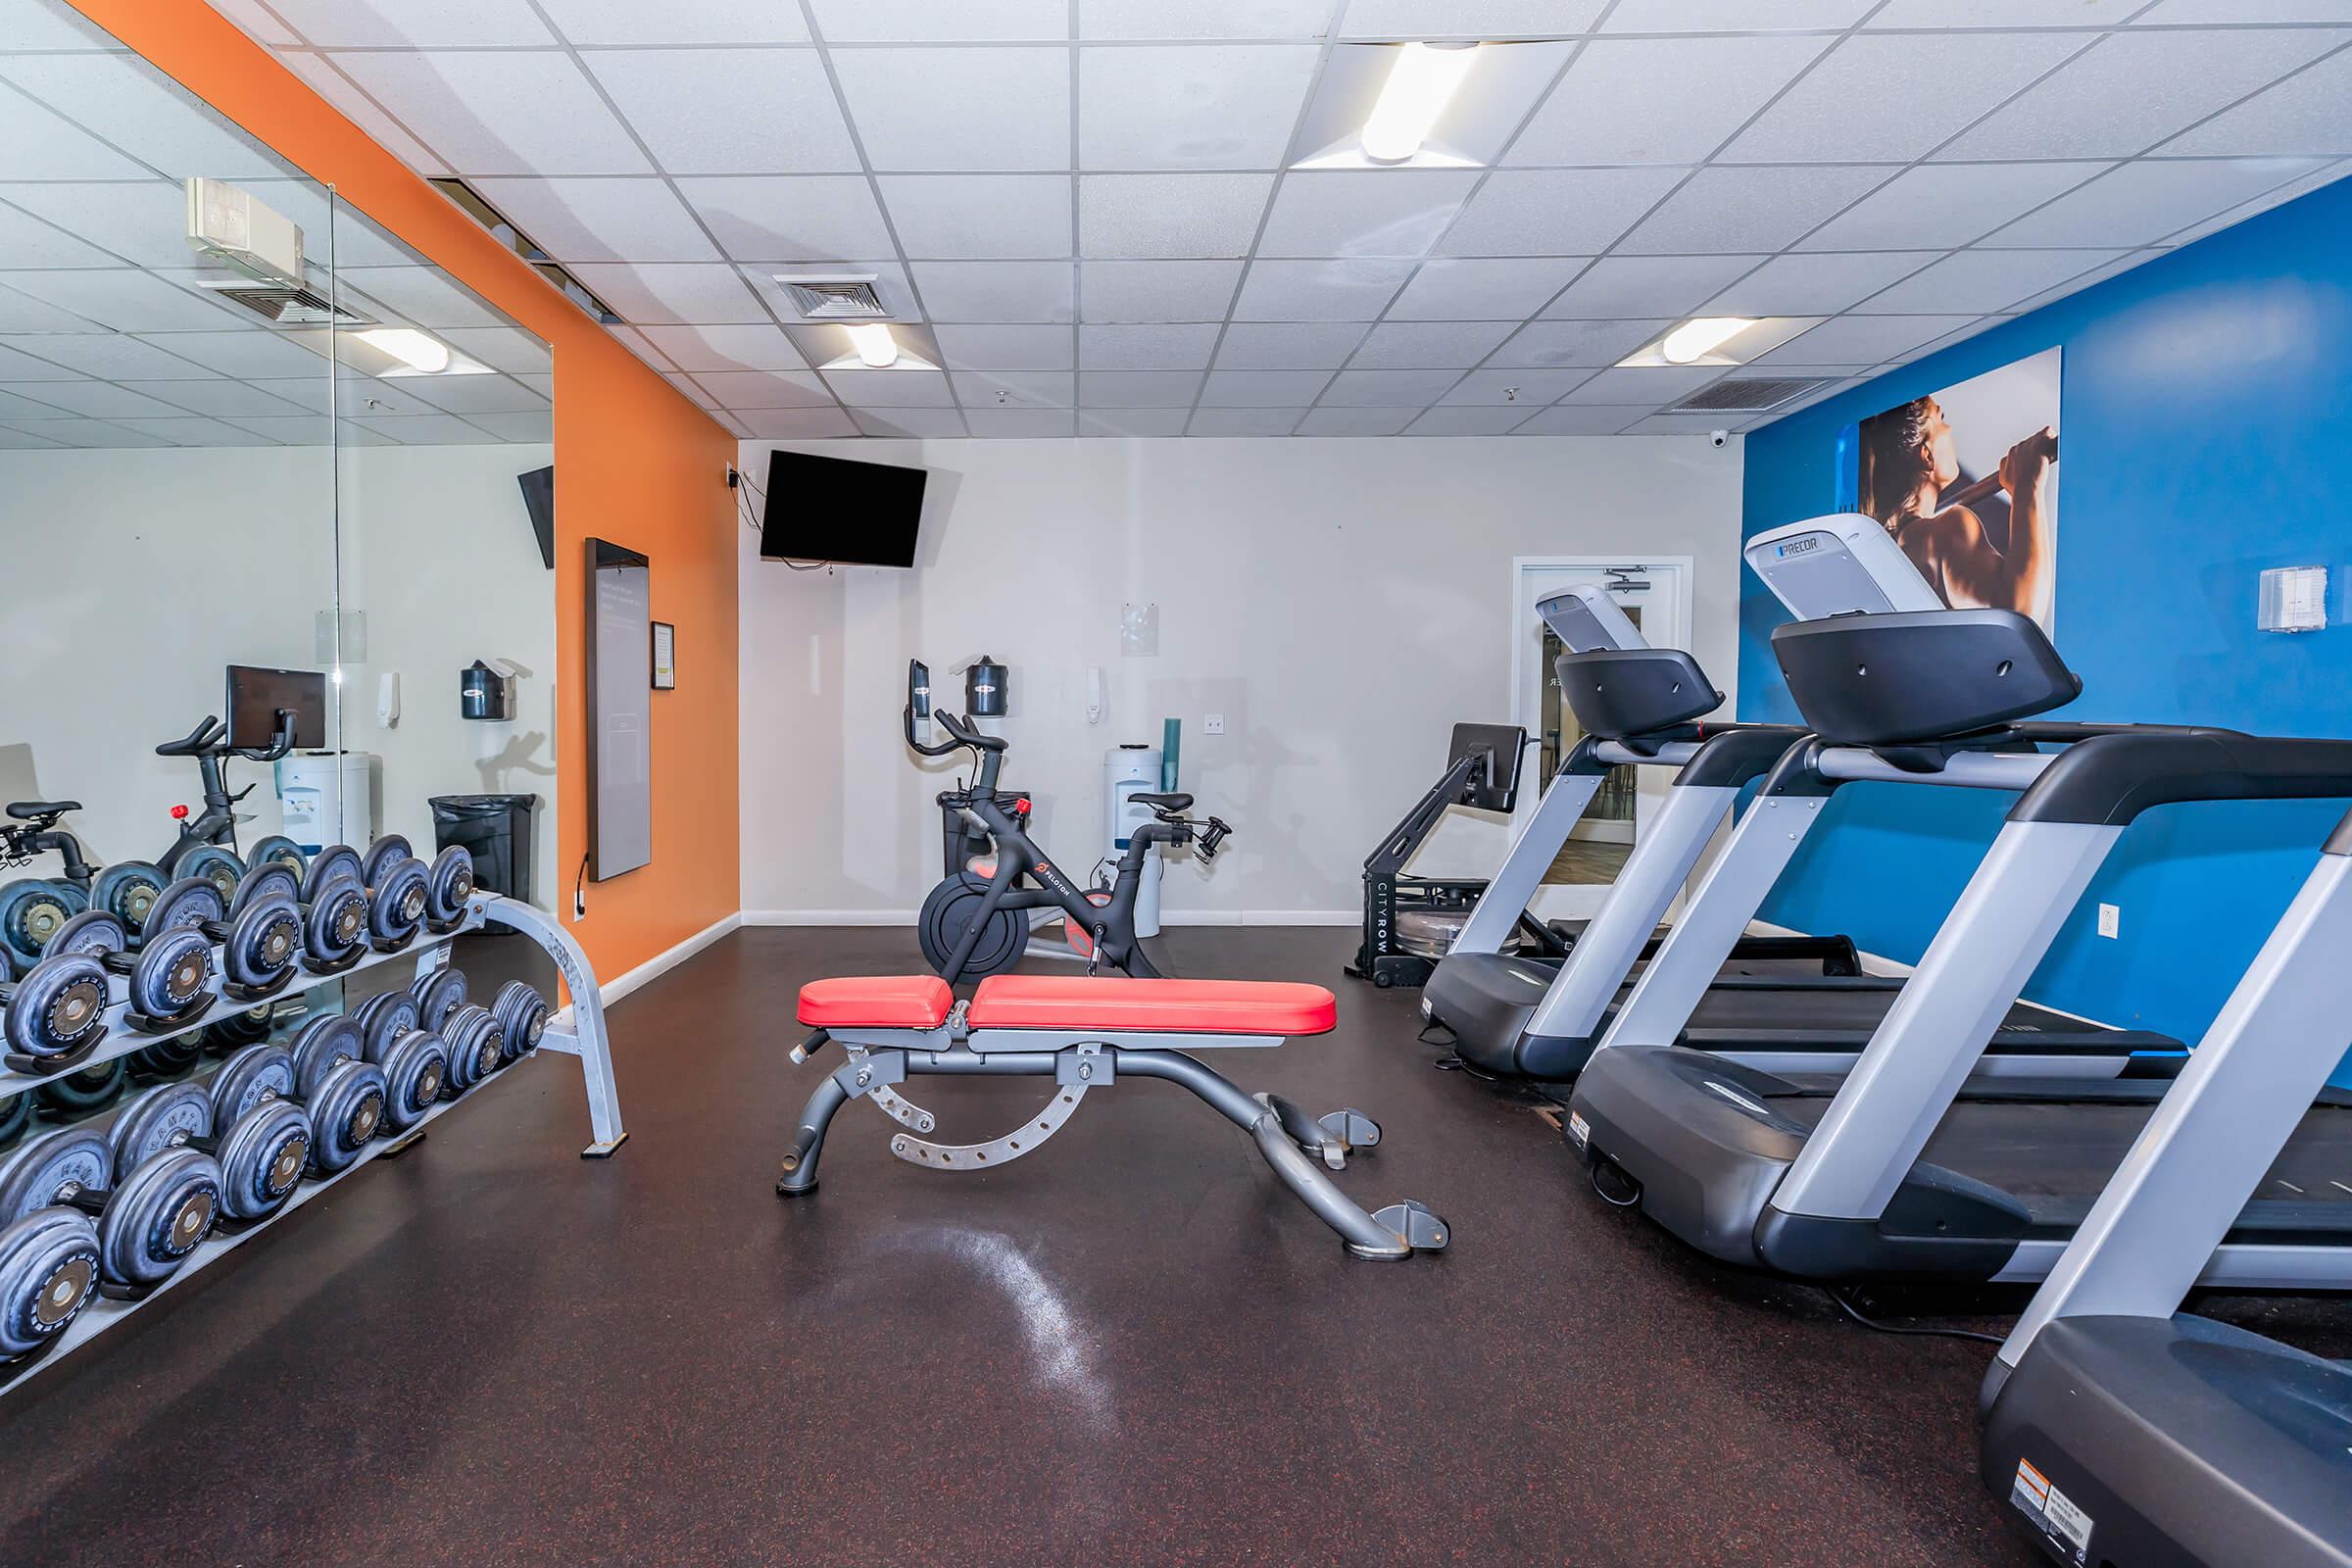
1360;42;1479;165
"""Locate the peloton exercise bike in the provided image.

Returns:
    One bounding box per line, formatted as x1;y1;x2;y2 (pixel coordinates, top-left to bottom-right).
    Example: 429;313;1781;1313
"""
906;661;1230;983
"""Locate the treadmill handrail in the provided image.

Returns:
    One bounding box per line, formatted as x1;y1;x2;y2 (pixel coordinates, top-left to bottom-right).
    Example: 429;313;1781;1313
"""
2010;730;2352;827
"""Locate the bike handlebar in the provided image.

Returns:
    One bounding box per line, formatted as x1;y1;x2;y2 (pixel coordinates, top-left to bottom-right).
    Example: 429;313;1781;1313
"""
156;710;298;763
156;715;225;758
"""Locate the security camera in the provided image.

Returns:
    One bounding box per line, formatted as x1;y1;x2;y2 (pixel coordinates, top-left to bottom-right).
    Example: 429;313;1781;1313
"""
1709;429;1730;448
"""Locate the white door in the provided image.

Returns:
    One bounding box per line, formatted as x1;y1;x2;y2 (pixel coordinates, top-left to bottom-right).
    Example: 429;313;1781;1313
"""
1509;557;1693;922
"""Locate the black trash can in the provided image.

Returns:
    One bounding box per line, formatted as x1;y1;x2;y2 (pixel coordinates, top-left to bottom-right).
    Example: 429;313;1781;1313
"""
429;794;538;905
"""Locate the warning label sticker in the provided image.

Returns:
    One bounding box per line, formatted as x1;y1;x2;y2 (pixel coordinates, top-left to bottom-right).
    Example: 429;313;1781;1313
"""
1567;1110;1590;1149
2010;1457;2092;1566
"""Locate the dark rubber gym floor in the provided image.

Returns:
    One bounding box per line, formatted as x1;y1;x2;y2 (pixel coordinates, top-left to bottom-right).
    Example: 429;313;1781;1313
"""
9;925;2344;1565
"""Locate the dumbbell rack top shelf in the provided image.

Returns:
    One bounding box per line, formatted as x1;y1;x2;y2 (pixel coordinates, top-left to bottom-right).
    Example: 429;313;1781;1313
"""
0;894;625;1396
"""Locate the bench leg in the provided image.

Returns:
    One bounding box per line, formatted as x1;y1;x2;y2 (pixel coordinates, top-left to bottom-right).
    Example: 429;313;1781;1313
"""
776;1071;851;1197
1114;1049;1448;1261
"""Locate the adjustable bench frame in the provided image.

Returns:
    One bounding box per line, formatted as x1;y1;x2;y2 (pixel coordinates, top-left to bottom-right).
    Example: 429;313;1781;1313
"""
778;1002;1448;1260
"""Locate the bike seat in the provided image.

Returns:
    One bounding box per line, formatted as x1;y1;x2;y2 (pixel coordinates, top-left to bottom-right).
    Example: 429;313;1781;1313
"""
1131;792;1192;812
6;800;78;821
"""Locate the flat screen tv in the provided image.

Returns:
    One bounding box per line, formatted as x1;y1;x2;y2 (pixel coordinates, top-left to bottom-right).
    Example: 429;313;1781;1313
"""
760;449;927;567
225;664;327;750
516;465;555;569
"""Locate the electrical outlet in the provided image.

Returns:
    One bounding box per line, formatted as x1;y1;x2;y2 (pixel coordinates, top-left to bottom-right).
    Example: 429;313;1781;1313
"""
1203;712;1225;735
2097;903;2120;939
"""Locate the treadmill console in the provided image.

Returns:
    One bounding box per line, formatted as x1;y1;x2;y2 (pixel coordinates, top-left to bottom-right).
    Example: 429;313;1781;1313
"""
1744;514;1944;620
1538;585;1646;653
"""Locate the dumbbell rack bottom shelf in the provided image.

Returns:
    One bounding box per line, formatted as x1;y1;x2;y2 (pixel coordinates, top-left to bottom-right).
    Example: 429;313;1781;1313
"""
0;1063;525;1399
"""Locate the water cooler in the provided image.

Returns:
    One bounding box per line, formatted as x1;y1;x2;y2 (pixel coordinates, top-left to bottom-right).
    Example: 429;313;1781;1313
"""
277;752;375;855
1104;744;1164;938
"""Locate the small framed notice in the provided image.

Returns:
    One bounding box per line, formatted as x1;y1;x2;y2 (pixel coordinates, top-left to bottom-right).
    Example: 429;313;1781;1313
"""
651;620;676;690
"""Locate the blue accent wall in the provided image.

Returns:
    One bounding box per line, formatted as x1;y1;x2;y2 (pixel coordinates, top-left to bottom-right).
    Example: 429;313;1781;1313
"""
1739;175;2352;1069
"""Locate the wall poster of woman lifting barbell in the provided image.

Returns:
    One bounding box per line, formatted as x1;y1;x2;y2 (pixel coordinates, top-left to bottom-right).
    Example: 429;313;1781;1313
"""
1853;346;2061;638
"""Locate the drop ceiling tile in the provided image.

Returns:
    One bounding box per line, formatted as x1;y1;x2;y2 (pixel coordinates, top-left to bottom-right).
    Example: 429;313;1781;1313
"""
0;89;154;180
639;323;806;372
1296;406;1419;435
250;177;417;266
336;264;508;327
821;368;956;407
1871;0;2146;21
0;54;291;180
130;329;324;377
832;47;1069;172
1382;259;1581;322
467;177;718;263
1212;320;1370;368
1540;256;1751;320
951;369;1076;407
0;425;67;449
1438;368;1591;405
2163;162;2349;245
1079;173;1278;259
662;372;720;410
119;413;293;445
1439;169;1687;257
2163;50;2352;157
1754;314;1980;365
273;52;453;177
1342;0;1605;36
369;413;512;443
0;270;232;331
466;410;555;442
1507;35;1831;168
963;407;1080;436
436;327;551;374
812;0;1067;41
1796;163;2110;253
1616;165;1896;255
1489;318;1674;368
1346;319;1516;368
1890;315;2013;364
565;263;766;324
688;368;836;407
1511;403;1646;434
1187;406;1304;435
1255;172;1481;259
1600;0;1871;28
333;374;441;418
537;0;810;44
1405;405;1535;435
209;413;331;442
1984;157;2330;248
387;373;549;415
1857;249;2124;316
8;0;125;48
586;49;858;175
1706;252;1933;316
113;379;311;416
0;332;213;379
676;175;897;262
1079;407;1191;434
250;0;554;45
1079;260;1245;321
1084;0;1334;38
1231;258;1413;320
606;323;676;369
1317;368;1460;406
759;261;921;322
1199;369;1334;406
1557;366;1724;405
1730;32;2095;164
1077;369;1202;405
879;175;1072;260
2004;250;2162;315
931;323;1076;369
1078;323;1222;368
0;185;172;268
852;408;969;437
2133;0;2352;22
737;408;858;439
1;416;168;447
0;380;174;418
909;261;1075;322
1943;29;2345;162
331;50;652;175
0;283;101;333
1079;44;1319;171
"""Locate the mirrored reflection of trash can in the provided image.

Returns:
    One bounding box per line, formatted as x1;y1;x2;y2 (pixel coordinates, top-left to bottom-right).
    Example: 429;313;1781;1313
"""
429;794;537;905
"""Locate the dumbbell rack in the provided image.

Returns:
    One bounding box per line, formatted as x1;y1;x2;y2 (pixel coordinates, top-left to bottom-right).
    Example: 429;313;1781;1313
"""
0;893;624;1397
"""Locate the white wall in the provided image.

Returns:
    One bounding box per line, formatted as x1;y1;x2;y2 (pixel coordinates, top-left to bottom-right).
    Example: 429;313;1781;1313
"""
738;435;1745;920
0;443;557;907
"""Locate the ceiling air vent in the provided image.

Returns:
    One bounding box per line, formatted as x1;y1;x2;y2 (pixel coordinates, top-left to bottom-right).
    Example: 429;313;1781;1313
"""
773;273;890;319
198;281;371;327
1670;376;1831;414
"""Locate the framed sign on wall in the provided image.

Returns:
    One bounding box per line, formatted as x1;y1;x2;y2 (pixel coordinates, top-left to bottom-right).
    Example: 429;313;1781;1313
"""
651;621;676;691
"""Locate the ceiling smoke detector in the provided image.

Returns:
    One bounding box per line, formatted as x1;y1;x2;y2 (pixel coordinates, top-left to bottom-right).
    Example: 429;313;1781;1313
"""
773;272;892;319
1669;376;1832;414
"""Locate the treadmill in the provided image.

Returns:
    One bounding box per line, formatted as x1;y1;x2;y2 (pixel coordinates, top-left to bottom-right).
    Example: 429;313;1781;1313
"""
1426;561;2174;1081
1981;803;2352;1566
1568;514;2352;1289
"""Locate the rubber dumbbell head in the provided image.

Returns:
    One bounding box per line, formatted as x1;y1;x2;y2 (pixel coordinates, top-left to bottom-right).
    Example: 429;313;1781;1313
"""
211;1098;309;1221
208;1043;296;1128
366;858;430;950
124;925;214;1021
45;909;126;962
0;1127;111;1224
124;1031;203;1080
1;952;110;1059
299;883;369;970
230;862;300;917
288;1014;367;1100
411;967;467;1031
97;1146;221;1287
438;1004;503;1097
423;847;475;926
92;861;168;942
219;894;300;992
142;877;225;943
0;1208;101;1357
243;837;307;877
176;845;246;906
32;1058;126;1120
359;835;413;893
377;1029;447;1134
304;1058;388;1174
108;1082;212;1181
299;845;364;906
489;980;551;1062
354;990;422;1065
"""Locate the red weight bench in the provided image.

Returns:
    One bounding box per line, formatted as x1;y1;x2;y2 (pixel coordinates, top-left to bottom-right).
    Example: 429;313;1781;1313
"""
778;973;1448;1260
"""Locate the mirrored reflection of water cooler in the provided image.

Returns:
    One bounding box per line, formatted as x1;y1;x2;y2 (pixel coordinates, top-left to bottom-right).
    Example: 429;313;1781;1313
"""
1105;744;1164;938
277;752;375;855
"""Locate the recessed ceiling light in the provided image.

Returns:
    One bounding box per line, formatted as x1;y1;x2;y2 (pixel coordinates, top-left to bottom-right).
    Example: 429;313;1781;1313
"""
845;322;899;369
1360;42;1479;165
353;326;451;374
1660;318;1755;366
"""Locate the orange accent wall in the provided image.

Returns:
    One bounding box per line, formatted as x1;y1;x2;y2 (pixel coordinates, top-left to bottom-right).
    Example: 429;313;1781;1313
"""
70;0;742;987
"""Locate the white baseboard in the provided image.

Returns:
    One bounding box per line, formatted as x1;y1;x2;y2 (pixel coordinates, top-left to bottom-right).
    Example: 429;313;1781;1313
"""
741;909;916;925
595;911;743;1008
741;908;1355;928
